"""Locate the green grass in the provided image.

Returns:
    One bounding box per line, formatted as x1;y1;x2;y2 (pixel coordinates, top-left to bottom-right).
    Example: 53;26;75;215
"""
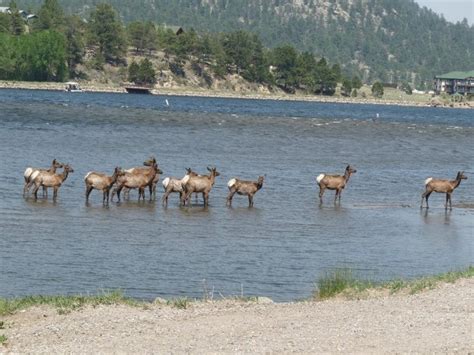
314;266;474;300
0;290;140;316
0;334;7;345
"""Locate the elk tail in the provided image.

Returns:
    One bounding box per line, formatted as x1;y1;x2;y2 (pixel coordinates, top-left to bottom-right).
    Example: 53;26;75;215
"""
227;178;237;188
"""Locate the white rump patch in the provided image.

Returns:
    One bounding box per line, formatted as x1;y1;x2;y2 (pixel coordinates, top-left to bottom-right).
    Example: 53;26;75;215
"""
30;170;40;181
24;167;34;179
182;175;190;184
125;168;134;173
227;178;237;188
316;174;325;183
424;177;433;185
162;177;170;188
84;172;93;181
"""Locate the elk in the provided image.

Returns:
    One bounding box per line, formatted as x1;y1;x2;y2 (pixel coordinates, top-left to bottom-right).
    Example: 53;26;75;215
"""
112;157;162;202
226;176;265;207
31;164;74;200
162;168;198;206
123;165;160;199
181;167;220;207
316;165;357;203
420;171;468;210
23;159;63;196
84;167;125;204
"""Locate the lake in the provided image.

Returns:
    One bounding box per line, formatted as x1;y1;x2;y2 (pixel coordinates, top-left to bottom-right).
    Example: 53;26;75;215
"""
0;89;472;301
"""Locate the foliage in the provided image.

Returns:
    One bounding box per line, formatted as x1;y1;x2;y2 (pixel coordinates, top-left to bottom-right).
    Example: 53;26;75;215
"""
371;81;384;98
401;82;412;95
33;0;65;31
0;31;67;81
12;0;473;86
0;290;140;316
87;3;127;64
341;78;352;96
8;0;24;35
314;266;474;300
127;21;156;54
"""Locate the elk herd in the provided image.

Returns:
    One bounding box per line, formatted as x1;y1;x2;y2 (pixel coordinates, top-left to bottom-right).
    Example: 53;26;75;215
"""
23;158;468;210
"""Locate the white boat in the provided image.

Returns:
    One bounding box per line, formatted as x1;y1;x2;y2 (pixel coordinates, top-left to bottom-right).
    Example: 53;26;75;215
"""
65;82;83;92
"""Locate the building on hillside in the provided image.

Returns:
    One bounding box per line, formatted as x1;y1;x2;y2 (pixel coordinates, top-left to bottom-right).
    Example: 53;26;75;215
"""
0;7;10;14
434;71;474;95
0;7;37;21
164;25;184;36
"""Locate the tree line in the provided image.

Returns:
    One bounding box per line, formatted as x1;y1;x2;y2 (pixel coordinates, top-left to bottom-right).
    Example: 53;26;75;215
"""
0;0;370;96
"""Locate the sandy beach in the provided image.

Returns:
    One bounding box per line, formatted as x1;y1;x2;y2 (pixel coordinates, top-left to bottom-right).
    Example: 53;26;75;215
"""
1;277;472;353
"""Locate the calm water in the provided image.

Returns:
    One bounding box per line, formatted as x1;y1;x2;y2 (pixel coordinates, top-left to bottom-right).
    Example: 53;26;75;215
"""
0;89;472;301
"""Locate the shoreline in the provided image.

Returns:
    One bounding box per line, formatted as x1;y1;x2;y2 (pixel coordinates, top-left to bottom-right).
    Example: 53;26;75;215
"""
1;80;472;109
1;277;472;353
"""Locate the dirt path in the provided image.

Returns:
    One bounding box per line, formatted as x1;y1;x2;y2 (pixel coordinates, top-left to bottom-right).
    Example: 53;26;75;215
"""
1;278;473;353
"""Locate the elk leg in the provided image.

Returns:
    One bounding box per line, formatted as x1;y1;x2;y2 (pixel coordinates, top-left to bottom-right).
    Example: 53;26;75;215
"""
53;186;58;200
115;185;124;202
104;188;110;204
162;191;170;206
447;193;453;210
43;186;48;197
248;194;254;207
423;191;432;209
226;190;236;206
319;186;325;204
203;191;209;206
85;185;93;201
32;183;41;200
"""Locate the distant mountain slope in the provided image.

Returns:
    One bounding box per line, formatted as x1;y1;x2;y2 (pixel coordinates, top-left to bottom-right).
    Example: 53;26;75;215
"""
13;0;474;86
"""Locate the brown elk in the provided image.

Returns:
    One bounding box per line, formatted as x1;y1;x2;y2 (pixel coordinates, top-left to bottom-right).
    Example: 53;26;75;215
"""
84;167;125;204
124;163;161;199
31;164;74;200
112;157;163;202
316;165;357;203
162;168;198;206
23;159;63;196
181;167;220;206
420;171;468;210
226;176;265;207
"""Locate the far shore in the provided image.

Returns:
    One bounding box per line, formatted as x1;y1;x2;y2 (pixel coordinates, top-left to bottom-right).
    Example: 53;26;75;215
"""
1;80;472;109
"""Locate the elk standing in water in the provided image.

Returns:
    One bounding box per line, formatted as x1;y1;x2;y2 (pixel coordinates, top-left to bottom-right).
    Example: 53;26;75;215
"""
31;164;74;200
420;171;467;210
181;167;220;207
113;157;162;202
162;168;198;206
84;167;125;204
226;176;265;207
23;159;63;196
316;165;357;204
123;162;162;199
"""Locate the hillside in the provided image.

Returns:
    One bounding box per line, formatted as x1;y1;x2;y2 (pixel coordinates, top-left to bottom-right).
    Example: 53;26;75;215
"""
10;0;474;87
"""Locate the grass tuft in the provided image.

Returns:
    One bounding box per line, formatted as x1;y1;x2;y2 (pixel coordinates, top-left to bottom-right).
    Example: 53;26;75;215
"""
314;266;473;300
0;334;7;345
0;290;140;316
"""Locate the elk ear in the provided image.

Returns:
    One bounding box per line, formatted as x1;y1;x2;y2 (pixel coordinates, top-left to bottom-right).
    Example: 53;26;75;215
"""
207;166;212;171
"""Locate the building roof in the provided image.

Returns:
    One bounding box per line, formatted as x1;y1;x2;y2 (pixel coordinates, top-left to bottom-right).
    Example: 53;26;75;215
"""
0;7;10;13
435;71;474;79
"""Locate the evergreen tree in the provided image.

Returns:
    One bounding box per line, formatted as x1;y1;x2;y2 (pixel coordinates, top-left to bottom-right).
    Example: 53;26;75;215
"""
371;82;384;98
128;61;139;83
137;58;156;84
65;15;85;76
34;0;65;31
8;1;24;36
88;4;127;64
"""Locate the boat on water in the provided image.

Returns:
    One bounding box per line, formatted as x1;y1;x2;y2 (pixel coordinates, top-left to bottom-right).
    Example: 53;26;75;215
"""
124;86;152;94
65;82;83;92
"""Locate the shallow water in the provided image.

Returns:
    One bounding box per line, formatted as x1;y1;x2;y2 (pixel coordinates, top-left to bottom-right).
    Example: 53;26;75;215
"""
0;89;472;301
